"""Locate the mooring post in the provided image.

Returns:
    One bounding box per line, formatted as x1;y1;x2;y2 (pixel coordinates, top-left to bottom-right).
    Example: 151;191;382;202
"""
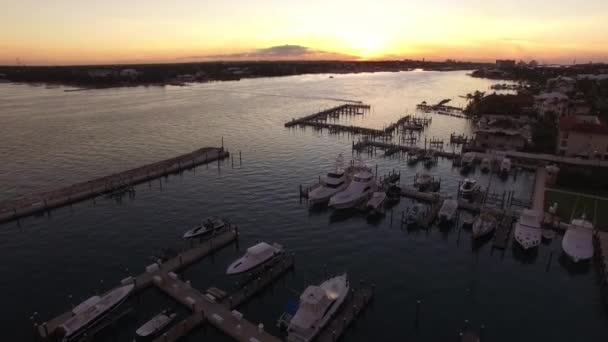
415;300;422;328
546;251;553;272
239;150;242;166
480;324;486;340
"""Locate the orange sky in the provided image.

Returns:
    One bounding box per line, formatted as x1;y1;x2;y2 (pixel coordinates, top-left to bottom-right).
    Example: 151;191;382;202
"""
1;0;607;65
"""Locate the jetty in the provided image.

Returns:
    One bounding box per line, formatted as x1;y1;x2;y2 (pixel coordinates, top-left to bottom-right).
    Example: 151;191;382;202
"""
0;147;229;224
285;104;371;127
353;140;458;159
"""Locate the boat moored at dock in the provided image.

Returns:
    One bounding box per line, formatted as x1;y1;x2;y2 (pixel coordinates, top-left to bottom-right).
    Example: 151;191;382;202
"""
562;215;594;262
182;216;227;239
514;209;543;250
135;309;177;337
58;284;134;341
226;242;284;275
472;212;497;239
438;199;458;225
329;171;375;209
460;152;476;174
500;158;512;178
459;178;479;198
287;274;350;342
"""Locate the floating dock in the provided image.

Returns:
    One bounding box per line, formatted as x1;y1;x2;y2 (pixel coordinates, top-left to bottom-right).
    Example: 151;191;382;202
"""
0;147;229;224
37;227;238;340
285;104;371;127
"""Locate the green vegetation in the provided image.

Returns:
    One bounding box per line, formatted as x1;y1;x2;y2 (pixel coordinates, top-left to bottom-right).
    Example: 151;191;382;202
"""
545;188;608;229
464;93;534;116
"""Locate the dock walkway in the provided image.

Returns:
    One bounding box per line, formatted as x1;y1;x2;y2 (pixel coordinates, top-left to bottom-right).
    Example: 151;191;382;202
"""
285;104;370;127
38;228;238;339
0;147;229;224
354;140;458;159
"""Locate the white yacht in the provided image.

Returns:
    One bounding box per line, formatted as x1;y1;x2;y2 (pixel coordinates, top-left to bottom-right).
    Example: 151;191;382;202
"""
59;284;134;341
226;242;283;275
480;158;491;173
459;178;479;198
514;209;543;250
308;156;349;205
183;216;226;239
438;199;458;224
287;274;350;342
136;309;177;337
562;215;594;262
329;171;375;209
500;158;512;177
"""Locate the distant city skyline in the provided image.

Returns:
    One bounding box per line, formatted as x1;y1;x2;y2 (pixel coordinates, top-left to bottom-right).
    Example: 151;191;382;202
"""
2;0;607;65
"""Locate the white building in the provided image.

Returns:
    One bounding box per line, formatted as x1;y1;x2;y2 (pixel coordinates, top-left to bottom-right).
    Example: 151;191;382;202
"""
557;115;608;159
534;92;569;117
119;68;141;78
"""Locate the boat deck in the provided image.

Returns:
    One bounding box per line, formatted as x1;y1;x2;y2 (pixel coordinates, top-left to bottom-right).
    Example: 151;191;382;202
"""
316;285;374;342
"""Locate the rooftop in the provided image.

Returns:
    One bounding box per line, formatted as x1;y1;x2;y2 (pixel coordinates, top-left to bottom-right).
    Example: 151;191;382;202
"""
559;115;608;135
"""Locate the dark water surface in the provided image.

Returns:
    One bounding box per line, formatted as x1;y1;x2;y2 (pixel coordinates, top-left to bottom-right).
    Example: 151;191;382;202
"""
0;71;606;341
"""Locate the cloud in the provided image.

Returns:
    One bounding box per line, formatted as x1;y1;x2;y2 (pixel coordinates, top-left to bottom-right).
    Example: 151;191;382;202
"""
179;45;357;61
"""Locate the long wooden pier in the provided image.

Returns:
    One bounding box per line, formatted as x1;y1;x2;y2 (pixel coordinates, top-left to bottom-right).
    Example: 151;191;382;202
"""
37;227;238;340
285;104;371;127
0;147;229;224
354;140;459;159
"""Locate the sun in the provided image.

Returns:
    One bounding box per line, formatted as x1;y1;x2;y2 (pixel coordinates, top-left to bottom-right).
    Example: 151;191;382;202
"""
348;35;385;59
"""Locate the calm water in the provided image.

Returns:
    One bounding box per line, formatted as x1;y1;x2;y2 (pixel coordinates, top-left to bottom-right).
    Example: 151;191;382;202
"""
0;71;606;342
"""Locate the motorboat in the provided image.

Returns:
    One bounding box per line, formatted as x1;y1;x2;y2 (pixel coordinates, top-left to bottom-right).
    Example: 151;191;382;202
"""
136;309;177;337
472;212;497;239
514;209;543;250
562;215;594;262
407;149;424;165
385;184;402;205
414;172;433;192
500;158;512;178
459;178;479;198
460;152;475;173
329;171;375;209
183;216;227;239
438;199;458;225
58;284;134;341
480;158;491;173
367;192;387;216
307;170;348;206
403;204;426;228
226;242;283;275
287;274;349;342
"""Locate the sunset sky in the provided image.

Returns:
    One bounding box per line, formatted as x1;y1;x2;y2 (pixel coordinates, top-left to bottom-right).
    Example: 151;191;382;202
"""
1;0;607;65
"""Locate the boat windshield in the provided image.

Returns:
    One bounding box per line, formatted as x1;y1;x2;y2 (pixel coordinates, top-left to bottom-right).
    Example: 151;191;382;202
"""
326;181;344;189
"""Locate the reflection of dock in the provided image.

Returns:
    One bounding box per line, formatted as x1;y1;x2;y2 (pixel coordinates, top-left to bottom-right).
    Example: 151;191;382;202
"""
0;147;229;224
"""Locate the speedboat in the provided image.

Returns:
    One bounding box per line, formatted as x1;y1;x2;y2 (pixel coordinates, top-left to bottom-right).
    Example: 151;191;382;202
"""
307;170;348;205
367;192;386;216
226;242;283;275
472;212;497;239
183;216;226;239
59;284;134;341
136;309;177;337
480;158;491;173
459;178;479;198
562;215;594;262
500;158;511;178
414;172;433;192
438;199;458;225
460;152;475;174
329;171;375;209
514;209;543;250
407;150;424;165
287;274;349;342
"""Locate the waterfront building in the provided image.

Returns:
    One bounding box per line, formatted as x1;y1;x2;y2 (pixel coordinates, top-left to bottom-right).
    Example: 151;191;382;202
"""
557;115;608;159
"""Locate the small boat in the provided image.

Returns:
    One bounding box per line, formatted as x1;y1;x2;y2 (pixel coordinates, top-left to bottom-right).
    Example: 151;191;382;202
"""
136;309;177;337
514;209;543;250
307;158;348;206
414;172;433;192
183;216;227;239
385;184;402;205
472;212;497;239
287;274;349;342
58;284;134;341
367;192;387;216
562;215;594;262
461;214;476;229
422;150;437;168
459;178;479;198
403;204;426;228
438;199;458;225
226;242;283;275
480;158;491;173
500;158;511;177
329;171;375;209
460;152;475;174
407;150;424;165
